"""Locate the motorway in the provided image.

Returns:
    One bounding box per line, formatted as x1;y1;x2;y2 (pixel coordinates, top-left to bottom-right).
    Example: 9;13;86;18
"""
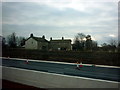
2;58;120;82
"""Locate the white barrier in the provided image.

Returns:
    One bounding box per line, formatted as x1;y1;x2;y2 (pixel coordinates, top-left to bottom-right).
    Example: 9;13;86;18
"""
2;66;119;88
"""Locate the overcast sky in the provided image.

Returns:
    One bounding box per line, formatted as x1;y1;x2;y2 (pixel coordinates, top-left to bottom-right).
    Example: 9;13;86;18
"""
2;0;119;45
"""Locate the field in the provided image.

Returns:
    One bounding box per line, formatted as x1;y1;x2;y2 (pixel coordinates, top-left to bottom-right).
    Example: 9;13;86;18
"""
2;48;119;66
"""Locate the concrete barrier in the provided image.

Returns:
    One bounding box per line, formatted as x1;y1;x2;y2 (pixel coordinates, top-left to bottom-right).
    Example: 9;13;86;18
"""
2;66;119;88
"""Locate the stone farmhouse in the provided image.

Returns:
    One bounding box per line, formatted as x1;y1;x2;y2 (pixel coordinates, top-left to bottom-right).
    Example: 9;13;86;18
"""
49;37;72;51
25;34;49;50
25;34;72;51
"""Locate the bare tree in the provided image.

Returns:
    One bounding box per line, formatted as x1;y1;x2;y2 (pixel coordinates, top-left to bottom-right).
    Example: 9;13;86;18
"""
85;35;92;51
2;36;6;48
92;41;98;50
20;37;26;46
7;32;17;48
16;36;26;47
108;38;117;47
73;33;86;51
101;43;110;51
100;39;117;52
74;33;86;42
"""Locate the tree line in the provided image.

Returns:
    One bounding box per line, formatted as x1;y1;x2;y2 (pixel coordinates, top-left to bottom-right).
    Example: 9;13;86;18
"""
72;33;97;51
73;33;119;52
2;32;26;48
2;32;120;52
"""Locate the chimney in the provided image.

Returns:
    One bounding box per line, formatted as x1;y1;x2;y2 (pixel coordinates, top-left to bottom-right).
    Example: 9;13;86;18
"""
50;37;52;41
30;33;33;37
62;37;64;40
42;35;45;39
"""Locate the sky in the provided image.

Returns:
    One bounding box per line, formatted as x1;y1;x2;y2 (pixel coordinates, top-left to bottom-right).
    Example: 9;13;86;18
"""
1;0;119;45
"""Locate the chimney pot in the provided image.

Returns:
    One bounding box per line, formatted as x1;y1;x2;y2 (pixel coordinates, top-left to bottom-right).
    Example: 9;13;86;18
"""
42;35;45;39
62;37;64;40
30;33;33;37
50;37;52;40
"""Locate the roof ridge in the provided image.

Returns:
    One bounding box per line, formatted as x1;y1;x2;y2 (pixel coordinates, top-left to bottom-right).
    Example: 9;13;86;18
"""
33;36;42;38
52;39;71;40
31;36;49;42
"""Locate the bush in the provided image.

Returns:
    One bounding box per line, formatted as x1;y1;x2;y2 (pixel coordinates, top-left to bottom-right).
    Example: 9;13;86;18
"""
2;48;119;66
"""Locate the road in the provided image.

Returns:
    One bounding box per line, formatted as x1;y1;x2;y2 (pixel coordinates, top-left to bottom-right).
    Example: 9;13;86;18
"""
2;58;120;82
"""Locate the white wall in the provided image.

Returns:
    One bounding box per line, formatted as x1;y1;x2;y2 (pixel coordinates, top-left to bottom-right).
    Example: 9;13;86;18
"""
25;38;38;49
2;66;119;88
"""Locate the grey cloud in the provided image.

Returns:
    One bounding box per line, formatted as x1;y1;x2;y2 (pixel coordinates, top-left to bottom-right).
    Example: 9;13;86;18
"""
2;2;118;45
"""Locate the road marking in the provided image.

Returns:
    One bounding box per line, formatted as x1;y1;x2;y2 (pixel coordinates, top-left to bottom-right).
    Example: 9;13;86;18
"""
2;57;120;68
